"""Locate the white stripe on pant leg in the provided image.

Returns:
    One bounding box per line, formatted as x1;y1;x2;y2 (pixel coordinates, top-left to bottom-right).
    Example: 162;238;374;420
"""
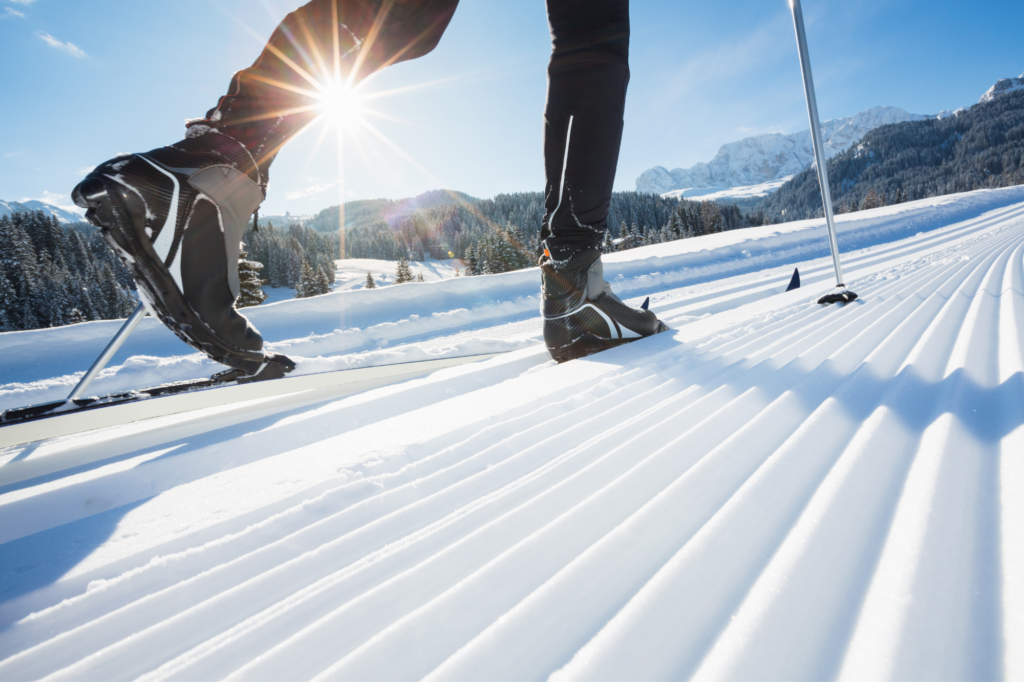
550;115;574;230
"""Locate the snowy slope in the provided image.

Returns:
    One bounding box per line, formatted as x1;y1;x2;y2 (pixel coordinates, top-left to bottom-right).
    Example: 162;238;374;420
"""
332;257;461;290
661;175;794;201
636;106;930;195
3;186;1023;412
1;187;1023;679
255;257;462;305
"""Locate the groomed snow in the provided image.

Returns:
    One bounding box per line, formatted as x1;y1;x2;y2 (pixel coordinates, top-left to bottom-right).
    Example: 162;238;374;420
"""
1;186;1023;679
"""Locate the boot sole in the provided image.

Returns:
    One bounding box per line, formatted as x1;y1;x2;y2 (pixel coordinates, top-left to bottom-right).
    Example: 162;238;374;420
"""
548;333;636;363
73;173;271;375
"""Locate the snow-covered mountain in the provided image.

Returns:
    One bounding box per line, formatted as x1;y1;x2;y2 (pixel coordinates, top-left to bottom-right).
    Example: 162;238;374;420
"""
0;199;85;224
636;106;930;196
979;70;1024;104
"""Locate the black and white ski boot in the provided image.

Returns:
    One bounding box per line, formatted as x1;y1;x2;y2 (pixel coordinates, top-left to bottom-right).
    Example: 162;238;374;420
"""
540;246;669;362
72;130;294;380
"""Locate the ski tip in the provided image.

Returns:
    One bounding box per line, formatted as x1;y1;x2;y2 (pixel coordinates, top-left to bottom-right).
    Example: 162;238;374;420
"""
786;268;801;292
641;297;650;311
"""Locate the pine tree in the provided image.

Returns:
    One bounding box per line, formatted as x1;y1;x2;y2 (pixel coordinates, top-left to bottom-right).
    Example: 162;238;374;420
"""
295;259;316;298
416;271;425;282
20;296;38;330
394;256;414;284
97;262;123;318
364;271;377;289
642;225;657;246
287;242;304;287
0;265;15;331
860;188;884;211
699;201;724;234
315;266;332;295
619;223;641;251
236;246;268;308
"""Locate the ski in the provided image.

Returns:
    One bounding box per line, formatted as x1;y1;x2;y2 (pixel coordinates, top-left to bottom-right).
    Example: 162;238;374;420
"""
1;372;253;425
0;352;508;448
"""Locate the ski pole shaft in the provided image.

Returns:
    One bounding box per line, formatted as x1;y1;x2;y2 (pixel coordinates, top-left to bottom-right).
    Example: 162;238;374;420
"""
67;303;148;402
790;0;845;288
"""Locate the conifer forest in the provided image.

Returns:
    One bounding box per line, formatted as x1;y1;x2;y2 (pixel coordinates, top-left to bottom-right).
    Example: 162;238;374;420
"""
0;211;137;332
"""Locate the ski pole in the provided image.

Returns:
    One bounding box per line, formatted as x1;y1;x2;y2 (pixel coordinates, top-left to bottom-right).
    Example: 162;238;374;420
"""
67;303;148;402
789;0;857;304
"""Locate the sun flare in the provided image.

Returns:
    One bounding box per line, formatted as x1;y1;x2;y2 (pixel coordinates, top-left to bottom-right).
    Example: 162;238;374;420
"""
316;80;363;129
218;4;502;248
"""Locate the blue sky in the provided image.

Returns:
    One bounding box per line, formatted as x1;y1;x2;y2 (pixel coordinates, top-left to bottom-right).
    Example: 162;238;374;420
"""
1;0;1022;216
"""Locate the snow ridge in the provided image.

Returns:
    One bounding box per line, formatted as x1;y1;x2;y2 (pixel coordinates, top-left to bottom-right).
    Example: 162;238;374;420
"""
0;199;85;224
636;106;930;195
979;71;1024;104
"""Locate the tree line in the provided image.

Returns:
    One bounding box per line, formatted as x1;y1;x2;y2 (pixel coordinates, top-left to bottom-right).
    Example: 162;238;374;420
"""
240;220;338;298
0;211;137;332
1;191;767;334
332;190;763;272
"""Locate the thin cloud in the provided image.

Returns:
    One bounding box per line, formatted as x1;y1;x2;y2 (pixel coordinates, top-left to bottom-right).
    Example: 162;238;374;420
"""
8;0;39;4
658;15;793;104
24;190;85;215
38;32;86;59
736;125;787;136
286;183;338;201
3;7;26;18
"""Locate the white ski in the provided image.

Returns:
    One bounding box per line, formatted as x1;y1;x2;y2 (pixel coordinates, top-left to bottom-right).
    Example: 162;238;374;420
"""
0;353;506;448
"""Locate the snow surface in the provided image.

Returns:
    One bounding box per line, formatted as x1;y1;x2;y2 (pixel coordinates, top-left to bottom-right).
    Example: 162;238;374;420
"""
661;176;794;201
260;258;461;305
2;186;1024;679
636;106;930;195
331;257;462;292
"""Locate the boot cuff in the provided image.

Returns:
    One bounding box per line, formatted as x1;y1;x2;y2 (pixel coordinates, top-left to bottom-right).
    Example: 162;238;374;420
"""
545;245;601;274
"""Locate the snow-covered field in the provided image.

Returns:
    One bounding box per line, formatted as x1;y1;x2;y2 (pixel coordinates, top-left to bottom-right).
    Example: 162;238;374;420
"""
332;256;462;290
259;257;461;304
660;175;794;201
1;186;1023;679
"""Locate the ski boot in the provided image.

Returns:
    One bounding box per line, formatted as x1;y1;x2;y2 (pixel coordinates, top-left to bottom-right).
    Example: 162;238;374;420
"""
540;245;669;362
72;129;294;380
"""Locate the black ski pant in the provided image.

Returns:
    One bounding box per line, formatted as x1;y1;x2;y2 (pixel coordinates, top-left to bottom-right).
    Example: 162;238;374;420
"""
197;0;629;253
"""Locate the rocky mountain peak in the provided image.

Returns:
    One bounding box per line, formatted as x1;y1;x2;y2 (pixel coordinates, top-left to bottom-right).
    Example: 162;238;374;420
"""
978;71;1024;104
636;106;930;196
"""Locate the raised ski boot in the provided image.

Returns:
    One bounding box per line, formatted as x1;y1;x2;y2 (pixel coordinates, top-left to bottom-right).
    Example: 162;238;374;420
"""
540;246;669;362
72;130;294;379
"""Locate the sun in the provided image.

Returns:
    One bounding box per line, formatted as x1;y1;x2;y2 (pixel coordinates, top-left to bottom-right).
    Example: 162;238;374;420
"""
316;80;363;130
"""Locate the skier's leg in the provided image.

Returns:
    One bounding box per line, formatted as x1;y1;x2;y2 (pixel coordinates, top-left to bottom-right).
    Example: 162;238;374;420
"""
191;0;460;189
540;0;629;252
73;0;458;376
538;0;668;362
